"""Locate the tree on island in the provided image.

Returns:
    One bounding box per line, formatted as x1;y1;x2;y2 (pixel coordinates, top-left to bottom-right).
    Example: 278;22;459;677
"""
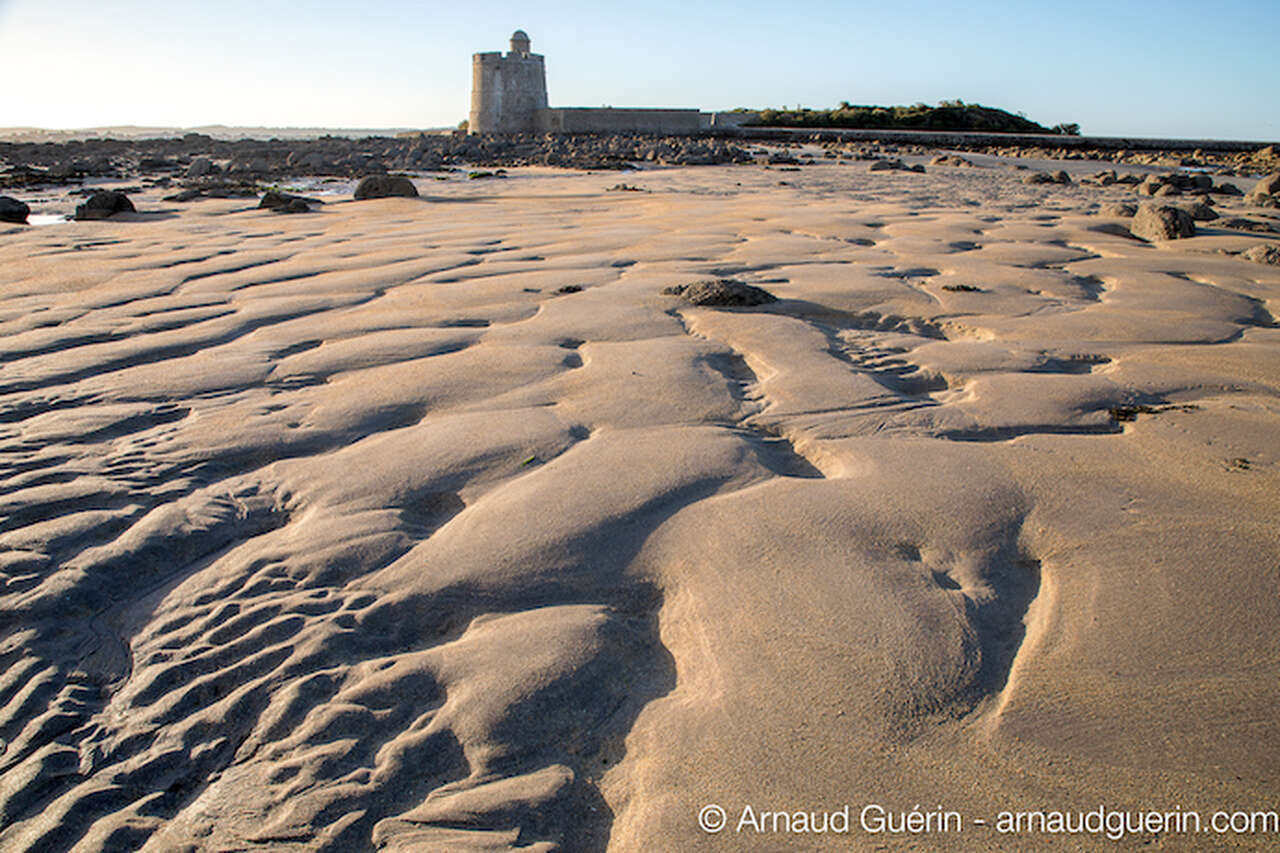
754;101;1081;135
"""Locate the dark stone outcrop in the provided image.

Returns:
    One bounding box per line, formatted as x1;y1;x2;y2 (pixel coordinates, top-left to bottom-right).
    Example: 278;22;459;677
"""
1130;203;1195;241
352;175;419;200
258;190;319;213
73;191;135;221
868;158;924;173
1182;201;1218;221
186;157;214;179
929;154;974;167
1100;202;1136;217
0;195;30;224
164;182;259;202
1245;172;1280;208
1241;244;1280;265
1219;217;1276;233
662;279;777;307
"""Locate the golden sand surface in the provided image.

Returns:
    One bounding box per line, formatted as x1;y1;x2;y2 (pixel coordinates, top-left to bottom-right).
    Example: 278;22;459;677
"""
1;158;1278;851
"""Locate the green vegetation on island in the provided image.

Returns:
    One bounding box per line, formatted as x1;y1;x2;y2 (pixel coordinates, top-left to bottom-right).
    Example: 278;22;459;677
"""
753;100;1080;135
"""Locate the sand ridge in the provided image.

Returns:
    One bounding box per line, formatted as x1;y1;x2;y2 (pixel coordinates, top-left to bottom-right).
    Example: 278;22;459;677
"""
0;158;1278;850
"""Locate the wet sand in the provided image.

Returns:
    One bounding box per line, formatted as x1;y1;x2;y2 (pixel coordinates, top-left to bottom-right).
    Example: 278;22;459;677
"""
1;156;1278;851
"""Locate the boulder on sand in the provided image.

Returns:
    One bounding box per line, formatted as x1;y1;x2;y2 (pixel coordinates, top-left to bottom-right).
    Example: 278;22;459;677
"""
353;175;419;200
662;279;777;307
1245;172;1280;208
0;196;30;224
1130;203;1195;241
1182;201;1218;221
258;190;319;214
1241;244;1280;266
73;191;135;221
1100;202;1136;218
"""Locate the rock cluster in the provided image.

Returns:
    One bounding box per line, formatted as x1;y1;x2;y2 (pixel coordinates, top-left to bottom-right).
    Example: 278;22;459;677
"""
0;133;759;190
662;279;778;307
868;158;925;173
1135;171;1238;197
258;190;319;214
1023;170;1071;185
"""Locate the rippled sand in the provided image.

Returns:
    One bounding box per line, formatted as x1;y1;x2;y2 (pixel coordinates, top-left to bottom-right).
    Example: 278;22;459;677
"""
1;160;1278;851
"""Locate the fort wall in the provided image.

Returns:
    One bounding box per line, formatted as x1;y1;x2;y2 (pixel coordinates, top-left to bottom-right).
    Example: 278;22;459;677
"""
546;108;703;134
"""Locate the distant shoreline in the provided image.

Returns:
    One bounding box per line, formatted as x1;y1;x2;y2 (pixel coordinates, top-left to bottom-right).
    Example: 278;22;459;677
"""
0;126;432;143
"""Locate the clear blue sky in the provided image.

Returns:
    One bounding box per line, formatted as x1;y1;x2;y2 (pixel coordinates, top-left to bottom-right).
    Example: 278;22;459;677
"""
1;0;1276;140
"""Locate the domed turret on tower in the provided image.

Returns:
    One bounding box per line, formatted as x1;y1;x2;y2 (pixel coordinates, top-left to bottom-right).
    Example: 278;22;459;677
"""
510;30;531;56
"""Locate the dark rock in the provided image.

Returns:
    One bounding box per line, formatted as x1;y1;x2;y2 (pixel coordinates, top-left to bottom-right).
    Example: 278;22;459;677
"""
70;184;143;198
225;156;271;175
0;195;30;224
47;162;80;181
1241;244;1280;265
662;279;777;307
1130;203;1195;241
352;175;419;200
258;190;319;212
1023;171;1055;184
138;156;177;171
1051;170;1071;184
165;182;259;201
867;158;923;173
186;157;213;179
275;198;312;214
163;188;204;202
1182;201;1218;221
1100;202;1137;217
1245;172;1280;208
73;191;135;221
1248;172;1280;196
1219;218;1276;233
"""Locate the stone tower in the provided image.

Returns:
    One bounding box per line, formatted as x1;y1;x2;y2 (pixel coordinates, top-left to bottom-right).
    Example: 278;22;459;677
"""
469;29;549;134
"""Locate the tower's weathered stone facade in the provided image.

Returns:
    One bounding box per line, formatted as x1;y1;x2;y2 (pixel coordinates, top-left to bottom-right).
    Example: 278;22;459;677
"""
469;30;549;134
